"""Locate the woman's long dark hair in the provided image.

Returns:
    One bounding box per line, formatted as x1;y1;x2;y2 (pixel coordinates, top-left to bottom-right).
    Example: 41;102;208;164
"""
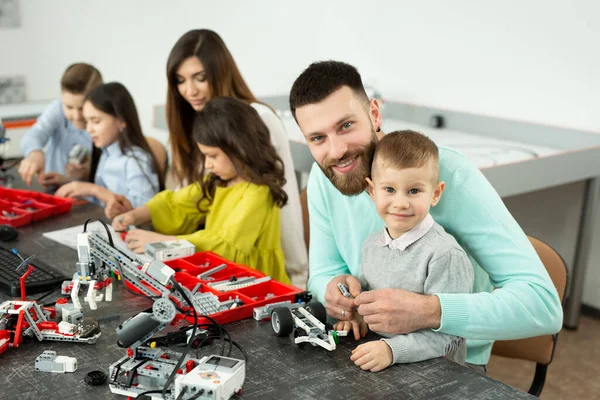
85;82;165;191
166;29;267;186
193;97;287;210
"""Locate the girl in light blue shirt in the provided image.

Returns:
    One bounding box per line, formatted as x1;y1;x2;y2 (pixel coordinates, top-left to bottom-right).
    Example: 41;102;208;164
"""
55;82;164;218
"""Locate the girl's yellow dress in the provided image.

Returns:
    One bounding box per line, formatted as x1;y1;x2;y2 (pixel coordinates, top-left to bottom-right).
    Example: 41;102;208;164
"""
146;181;290;284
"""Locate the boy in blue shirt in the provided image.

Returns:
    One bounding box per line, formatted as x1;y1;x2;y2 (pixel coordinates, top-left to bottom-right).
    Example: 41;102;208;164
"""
19;63;102;186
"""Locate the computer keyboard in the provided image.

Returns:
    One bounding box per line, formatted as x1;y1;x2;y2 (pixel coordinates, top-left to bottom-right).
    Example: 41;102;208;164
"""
0;246;67;297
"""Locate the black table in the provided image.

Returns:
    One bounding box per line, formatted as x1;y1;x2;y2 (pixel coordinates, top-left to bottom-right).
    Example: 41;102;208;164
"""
0;195;535;399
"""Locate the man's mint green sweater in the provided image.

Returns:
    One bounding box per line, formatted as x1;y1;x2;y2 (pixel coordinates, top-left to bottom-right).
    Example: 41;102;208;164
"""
306;147;563;365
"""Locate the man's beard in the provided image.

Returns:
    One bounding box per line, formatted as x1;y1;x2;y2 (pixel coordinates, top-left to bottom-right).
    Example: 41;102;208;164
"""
319;137;378;196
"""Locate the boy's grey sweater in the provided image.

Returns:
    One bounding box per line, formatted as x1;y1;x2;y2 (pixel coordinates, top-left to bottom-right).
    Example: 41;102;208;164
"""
360;222;474;365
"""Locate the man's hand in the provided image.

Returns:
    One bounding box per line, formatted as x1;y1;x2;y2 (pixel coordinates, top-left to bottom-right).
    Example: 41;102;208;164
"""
324;275;362;321
333;313;368;340
38;172;70;187
354;288;442;335
124;229;176;253
55;181;96;199
105;194;133;219
350;340;393;372
18;151;45;186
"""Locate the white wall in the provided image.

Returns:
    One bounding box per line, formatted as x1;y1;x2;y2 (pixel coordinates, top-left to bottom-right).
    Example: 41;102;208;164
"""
1;0;600;306
1;0;599;143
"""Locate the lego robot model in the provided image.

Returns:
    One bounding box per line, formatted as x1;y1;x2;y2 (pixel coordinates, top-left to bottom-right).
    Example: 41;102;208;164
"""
106;256;246;399
62;231;178;311
0;250;100;356
270;301;341;351
62;233;114;310
61;229;245;399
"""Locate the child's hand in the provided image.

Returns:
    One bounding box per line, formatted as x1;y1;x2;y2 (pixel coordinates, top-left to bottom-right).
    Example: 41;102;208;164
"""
112;212;135;232
350;340;393;372
55;181;95;199
38;172;70;188
105;194;133;219
124;229;176;253
333;314;368;340
65;160;91;181
18;151;45;186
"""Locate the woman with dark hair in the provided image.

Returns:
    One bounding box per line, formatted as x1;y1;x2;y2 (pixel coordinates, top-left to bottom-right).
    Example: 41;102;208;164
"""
55;82;163;218
113;97;290;284
164;29;306;283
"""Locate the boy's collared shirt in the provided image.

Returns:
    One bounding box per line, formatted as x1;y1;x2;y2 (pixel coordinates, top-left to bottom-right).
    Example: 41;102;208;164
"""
376;214;435;251
20;99;92;174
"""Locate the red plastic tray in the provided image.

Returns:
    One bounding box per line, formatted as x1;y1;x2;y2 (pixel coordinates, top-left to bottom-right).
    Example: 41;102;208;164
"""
0;188;73;227
165;252;305;325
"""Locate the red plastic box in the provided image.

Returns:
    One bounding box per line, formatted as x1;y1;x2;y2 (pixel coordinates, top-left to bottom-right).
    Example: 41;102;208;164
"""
0;188;73;227
165;252;305;325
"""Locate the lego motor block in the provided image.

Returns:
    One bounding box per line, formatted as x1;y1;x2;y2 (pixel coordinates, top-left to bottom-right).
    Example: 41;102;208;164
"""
35;350;77;373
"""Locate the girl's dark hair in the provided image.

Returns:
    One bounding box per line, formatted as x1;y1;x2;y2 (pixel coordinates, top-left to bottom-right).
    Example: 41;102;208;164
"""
84;82;165;191
192;96;287;209
166;29;268;186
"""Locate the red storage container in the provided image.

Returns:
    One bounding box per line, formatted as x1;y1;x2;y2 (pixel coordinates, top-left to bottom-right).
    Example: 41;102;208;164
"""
164;251;305;325
0;188;73;227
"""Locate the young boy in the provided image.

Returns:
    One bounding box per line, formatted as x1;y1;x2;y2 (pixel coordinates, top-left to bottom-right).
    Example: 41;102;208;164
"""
335;130;474;372
19;63;103;186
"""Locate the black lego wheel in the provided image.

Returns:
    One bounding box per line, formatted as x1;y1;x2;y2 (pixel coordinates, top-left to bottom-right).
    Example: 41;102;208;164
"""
85;370;107;386
306;301;327;324
271;307;294;337
294;328;307;349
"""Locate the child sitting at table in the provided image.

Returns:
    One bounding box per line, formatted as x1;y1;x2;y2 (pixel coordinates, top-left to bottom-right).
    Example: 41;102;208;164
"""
55;82;163;218
19;63;103;186
335;130;474;372
112;96;290;284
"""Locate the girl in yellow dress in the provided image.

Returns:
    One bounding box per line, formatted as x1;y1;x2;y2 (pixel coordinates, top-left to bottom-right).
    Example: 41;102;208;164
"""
112;96;290;284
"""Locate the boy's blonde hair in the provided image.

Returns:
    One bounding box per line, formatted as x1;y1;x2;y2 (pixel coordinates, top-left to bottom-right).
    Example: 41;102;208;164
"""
60;63;103;95
373;130;440;183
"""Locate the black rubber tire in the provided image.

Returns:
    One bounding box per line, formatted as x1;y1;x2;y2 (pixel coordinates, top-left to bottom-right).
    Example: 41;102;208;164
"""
271;307;294;336
306;301;327;324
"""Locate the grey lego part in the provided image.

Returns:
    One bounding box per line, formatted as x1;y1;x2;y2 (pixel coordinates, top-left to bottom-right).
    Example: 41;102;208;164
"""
212;276;271;292
207;276;256;288
218;296;244;312
252;301;305;321
152;298;177;324
192;292;221;315
142;260;176;286
68;144;88;164
35;350;77;373
337;282;354;299
197;263;227;280
87;232;172;299
191;282;202;295
174;355;245;400
61;304;84;324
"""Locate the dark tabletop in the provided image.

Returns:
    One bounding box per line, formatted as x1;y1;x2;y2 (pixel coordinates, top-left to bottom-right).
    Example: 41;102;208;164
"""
0;175;535;400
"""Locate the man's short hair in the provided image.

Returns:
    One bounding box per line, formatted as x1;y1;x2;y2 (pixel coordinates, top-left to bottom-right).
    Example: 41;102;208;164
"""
373;130;440;182
289;60;369;120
